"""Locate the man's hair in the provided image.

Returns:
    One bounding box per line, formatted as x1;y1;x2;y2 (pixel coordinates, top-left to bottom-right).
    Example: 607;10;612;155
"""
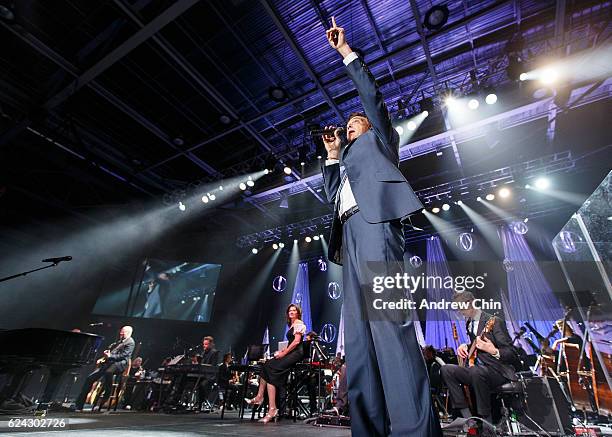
347;111;368;123
452;291;475;304
203;336;214;343
306;331;318;338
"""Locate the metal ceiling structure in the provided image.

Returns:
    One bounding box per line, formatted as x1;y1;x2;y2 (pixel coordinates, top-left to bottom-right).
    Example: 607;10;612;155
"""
0;0;610;231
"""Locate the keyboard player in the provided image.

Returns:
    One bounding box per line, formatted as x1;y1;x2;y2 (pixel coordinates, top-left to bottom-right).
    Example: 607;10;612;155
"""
74;325;135;411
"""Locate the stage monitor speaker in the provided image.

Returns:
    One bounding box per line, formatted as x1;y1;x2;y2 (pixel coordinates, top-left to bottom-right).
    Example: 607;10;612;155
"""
519;376;573;435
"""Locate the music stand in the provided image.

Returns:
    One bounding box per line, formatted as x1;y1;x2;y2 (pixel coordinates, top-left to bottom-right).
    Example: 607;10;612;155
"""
246;345;264;362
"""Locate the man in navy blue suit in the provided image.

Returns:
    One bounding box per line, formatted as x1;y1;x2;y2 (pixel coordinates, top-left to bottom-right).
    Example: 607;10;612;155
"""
321;17;441;436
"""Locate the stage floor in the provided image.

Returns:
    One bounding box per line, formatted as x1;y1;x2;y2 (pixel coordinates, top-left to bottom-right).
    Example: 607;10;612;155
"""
0;410;352;436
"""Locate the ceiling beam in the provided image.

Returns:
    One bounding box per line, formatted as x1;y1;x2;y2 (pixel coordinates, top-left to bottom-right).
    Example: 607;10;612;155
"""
45;0;198;111
408;0;463;171
358;0;399;87
140;0;553;171
0;2;220;179
114;0;277;154
260;0;345;122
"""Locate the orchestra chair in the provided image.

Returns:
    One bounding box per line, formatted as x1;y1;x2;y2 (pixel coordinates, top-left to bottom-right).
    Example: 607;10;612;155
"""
94;359;132;412
284;364;311;422
493;373;541;436
428;361;449;420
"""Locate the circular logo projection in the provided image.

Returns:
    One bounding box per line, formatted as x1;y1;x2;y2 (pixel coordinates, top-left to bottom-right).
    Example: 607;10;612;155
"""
555;231;582;254
272;275;287;293
327;282;341;300
318;258;328;272
510;221;528;235
320;323;337;343
295;292;302;304
456;232;474;252
409;255;423;269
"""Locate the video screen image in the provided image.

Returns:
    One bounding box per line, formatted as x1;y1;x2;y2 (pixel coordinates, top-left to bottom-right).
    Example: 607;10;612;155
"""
92;259;221;323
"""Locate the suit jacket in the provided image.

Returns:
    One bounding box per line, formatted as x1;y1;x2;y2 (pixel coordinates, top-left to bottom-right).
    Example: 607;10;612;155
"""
322;55;422;265
468;312;518;381
106;337;135;372
201;348;220;366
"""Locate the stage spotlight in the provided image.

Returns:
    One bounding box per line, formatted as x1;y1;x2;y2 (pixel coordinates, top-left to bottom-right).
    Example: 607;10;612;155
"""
319;234;324;238
395;126;404;135
268;85;288;102
476;196;482;202
219;185;224;190
442;203;450;211
279;242;285;248
305;236;312;243
178;201;186;211
272;243;279;250
445;96;458;109
181;300;185;304
422;110;429;117
436;150;443;156
519;72;528;81
313;235;320;241
485;93;498;105
283;166;292;175
407;121;417;131
524;217;529;223
468;99;480;110
263;169;270;175
294;239;298;244
201;195;209;203
219;114;232;125
208;193;216;200
498;187;511;198
423;5;449;31
535;177;550;190
540;68;558;85
421;209;426;214
432;207;440;214
251;248;258;254
486;193;495;201
456;200;463;205
239;182;247;190
246;180;255;187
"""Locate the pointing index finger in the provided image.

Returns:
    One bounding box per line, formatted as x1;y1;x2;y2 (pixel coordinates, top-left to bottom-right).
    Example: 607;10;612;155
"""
331;16;337;28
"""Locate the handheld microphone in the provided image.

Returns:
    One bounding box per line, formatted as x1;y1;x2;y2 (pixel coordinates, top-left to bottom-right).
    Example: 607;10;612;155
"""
309;127;346;136
42;256;72;263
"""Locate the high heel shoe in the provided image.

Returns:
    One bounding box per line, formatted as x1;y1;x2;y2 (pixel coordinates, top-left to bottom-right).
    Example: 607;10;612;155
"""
245;396;263;406
258;408;279;423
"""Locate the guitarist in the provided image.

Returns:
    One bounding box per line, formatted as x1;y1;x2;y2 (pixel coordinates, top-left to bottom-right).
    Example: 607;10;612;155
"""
441;292;518;426
74;326;135;411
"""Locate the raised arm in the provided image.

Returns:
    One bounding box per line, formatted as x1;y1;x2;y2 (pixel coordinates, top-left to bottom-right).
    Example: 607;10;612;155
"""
326;17;398;150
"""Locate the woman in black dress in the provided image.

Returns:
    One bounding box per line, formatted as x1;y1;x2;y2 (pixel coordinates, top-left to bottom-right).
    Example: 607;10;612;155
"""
246;303;306;422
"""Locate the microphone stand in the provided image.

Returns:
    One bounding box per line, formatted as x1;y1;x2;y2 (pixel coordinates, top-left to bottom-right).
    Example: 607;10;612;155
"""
0;262;63;283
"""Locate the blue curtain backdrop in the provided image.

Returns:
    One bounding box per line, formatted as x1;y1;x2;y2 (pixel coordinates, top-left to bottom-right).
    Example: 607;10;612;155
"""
500;225;563;344
425;236;469;348
286;262;312;335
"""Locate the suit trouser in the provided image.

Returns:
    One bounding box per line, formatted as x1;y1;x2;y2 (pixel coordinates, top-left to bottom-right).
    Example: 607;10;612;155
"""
75;363;122;409
440;364;507;417
342;211;441;437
